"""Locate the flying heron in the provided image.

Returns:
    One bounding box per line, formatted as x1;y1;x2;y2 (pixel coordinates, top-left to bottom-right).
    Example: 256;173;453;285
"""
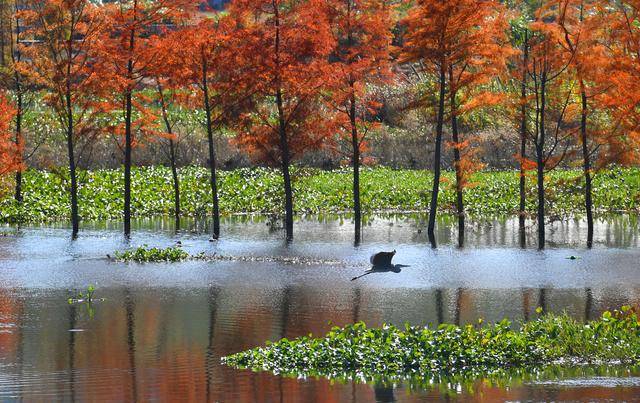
352;250;408;281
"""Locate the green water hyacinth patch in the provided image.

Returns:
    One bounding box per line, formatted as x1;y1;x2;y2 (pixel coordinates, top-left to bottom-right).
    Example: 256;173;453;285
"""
0;166;638;223
114;245;190;263
222;307;640;382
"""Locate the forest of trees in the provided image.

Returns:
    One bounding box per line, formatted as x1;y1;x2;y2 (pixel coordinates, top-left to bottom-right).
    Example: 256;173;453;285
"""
0;0;638;248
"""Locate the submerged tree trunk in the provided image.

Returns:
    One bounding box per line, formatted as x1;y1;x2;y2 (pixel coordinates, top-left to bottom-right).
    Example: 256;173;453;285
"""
156;81;180;227
449;67;464;248
519;149;527;246
427;62;447;248
202;54;220;239
123;1;137;237
67;119;79;237
124;88;133;237
519;131;527;247
169;140;180;227
535;151;545;249
12;8;23;204
536;75;547;250
580;85;593;248
14;90;22;203
349;89;361;245
274;6;293;241
519;32;529;248
66;79;79;237
277;87;294;242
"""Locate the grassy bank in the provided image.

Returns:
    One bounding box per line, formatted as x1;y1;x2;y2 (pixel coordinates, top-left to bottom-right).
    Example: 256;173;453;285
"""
0;166;638;223
222;307;640;383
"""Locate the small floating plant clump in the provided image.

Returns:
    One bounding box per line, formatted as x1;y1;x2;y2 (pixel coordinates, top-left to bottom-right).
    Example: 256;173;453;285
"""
114;245;191;263
68;285;97;304
222;307;640;382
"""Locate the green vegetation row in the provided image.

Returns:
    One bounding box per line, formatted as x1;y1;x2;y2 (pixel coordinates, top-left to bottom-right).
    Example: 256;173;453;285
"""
1;166;638;223
113;246;191;263
222;307;640;383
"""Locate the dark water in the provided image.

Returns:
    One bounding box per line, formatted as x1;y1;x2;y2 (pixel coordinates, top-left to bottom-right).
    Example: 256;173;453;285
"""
0;215;639;402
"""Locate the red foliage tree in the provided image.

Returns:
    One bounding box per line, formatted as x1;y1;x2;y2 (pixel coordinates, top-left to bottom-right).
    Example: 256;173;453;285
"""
19;0;107;236
166;16;243;239
98;0;196;236
147;33;186;226
507;15;532;247
0;0;29;202
525;3;581;249
326;0;394;244
229;0;335;241
0;92;18;177
402;0;512;247
601;0;640;164
556;0;624;248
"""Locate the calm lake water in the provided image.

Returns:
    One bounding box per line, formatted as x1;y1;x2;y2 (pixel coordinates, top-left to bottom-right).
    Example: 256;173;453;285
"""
0;215;639;402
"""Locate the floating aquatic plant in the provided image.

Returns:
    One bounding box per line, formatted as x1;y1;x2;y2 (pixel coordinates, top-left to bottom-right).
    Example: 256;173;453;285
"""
68;284;97;304
0;166;638;223
114;245;190;263
68;284;104;319
222;307;640;383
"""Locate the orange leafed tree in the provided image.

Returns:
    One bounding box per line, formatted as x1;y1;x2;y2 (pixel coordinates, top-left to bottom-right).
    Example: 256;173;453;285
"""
0;0;29;202
147;32;189;227
556;0;621;248
229;0;336;241
167;16;243;239
326;0;394;244
601;0;640;164
19;0;106;236
402;0;512;247
507;13;533;247
98;0;196;236
521;3;579;249
0;93;18;177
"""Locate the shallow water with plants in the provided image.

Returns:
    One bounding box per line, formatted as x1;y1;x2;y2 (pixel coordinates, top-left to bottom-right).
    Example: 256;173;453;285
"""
0;215;639;401
1;166;639;223
223;309;640;382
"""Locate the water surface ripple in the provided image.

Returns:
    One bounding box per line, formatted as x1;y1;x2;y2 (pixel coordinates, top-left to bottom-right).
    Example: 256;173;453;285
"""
0;215;638;401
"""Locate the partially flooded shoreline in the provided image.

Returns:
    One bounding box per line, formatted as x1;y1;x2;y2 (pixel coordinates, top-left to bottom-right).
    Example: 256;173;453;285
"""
1;213;638;248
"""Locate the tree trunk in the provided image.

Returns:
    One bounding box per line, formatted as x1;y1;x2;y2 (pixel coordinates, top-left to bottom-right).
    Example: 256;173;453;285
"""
519;32;529;248
123;2;137;237
277;88;294;242
67;126;79;237
536;75;547;249
202;55;220;239
169;139;180;226
427;62;447;248
449;67;464;248
156;81;180;227
345;6;361;246
14;170;22;202
580;85;593;248
349;90;361;245
65;37;79;237
124;89;133;237
274;5;293;241
14;90;22;203
519;134;527;248
66;90;79;237
535;149;545;249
